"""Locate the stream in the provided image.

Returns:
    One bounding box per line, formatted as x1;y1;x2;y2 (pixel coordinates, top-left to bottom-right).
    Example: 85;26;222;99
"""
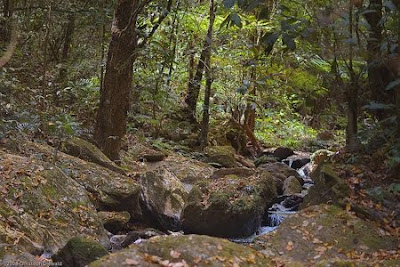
230;161;314;243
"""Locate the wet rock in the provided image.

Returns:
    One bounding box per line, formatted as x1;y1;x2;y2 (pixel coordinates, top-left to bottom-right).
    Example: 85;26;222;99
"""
283;176;303;195
109;235;126;252
204;145;239;168
62;137;126;174
272;147;294;161
182;169;277;238
90;235;274;267
10;140;142;217
282;153;311;169
253;205;399;265
0;152;109;256
300;164;349;208
52;237;109;267
98;211;131;233
138;168;187;231
121;228;165;248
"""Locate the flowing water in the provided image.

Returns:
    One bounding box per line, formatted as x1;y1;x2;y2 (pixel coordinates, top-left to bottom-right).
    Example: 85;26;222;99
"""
231;161;314;243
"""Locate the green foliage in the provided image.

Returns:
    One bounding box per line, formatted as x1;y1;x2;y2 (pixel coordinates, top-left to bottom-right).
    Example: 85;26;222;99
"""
255;110;317;149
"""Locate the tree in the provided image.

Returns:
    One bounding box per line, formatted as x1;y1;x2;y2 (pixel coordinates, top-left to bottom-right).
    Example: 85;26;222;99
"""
183;1;211;124
199;0;216;148
94;0;172;161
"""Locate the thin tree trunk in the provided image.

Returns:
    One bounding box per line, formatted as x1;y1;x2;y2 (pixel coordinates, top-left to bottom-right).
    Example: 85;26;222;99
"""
57;13;75;104
394;0;400;136
184;1;212;123
100;23;106;93
346;0;359;151
200;0;216;149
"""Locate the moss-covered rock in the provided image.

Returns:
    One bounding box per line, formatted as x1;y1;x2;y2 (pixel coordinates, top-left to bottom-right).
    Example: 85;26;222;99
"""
258;162;303;194
300;164;349;208
90;234;274;267
204;146;239;168
8;140;142;216
147;154;214;190
252;205;399;266
52;237;109;267
62;137;126;174
283;176;303;195
138;168;188;230
98;211;131;233
0;152;109;256
182;168;277;238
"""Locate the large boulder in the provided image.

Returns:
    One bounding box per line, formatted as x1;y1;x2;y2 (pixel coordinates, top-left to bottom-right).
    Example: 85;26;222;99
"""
90;235;274;267
137;169;188;231
9;140;142;216
52;237;109;267
182;168;277;238
258;162;303;194
0;152;109;257
252;205;399;265
147;154;214;191
204;146;239;168
300;164;349;208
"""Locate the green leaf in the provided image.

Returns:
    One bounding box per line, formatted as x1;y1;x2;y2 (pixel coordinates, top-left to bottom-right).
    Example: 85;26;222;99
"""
223;0;235;9
231;13;242;28
385;79;400;91
220;14;232;29
282;33;296;50
261;32;280;45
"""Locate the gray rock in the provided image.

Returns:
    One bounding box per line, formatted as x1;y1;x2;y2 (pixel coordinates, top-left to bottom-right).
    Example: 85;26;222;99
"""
282;176;303;195
138;168;187;231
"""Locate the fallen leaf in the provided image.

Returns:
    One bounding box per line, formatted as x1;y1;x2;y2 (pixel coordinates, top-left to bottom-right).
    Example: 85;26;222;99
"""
285;241;294;251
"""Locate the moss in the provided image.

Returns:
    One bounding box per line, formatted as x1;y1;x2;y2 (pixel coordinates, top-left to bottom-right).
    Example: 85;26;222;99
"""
52;237;109;267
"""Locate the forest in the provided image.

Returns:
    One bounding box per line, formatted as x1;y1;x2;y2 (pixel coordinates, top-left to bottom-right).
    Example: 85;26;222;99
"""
0;0;399;266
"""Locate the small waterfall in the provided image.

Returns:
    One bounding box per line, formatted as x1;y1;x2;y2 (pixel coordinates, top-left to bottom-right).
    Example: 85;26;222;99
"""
231;156;314;243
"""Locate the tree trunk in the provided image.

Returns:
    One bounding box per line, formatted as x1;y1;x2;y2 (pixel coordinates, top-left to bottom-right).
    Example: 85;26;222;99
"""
394;0;400;136
245;65;257;132
57;13;75;104
364;0;384;117
184;2;212;123
199;0;216;149
346;0;359;151
94;0;140;162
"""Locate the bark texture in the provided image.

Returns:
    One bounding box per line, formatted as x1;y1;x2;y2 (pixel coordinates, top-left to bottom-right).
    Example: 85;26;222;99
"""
94;0;140;161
